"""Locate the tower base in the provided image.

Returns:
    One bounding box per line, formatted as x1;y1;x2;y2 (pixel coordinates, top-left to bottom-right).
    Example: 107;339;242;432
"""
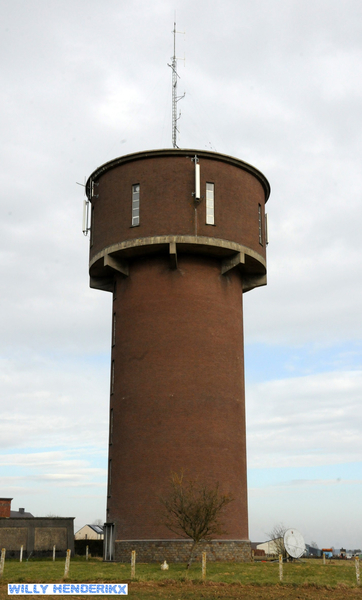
113;539;251;563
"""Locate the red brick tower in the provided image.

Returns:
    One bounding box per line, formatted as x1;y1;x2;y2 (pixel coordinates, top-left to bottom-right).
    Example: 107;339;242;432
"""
86;148;270;562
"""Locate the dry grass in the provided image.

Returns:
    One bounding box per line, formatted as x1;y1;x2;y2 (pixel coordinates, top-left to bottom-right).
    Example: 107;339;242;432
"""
0;557;361;599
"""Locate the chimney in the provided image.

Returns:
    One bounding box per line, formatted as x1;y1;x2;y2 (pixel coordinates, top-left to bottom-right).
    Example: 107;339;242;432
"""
0;498;12;518
19;508;25;514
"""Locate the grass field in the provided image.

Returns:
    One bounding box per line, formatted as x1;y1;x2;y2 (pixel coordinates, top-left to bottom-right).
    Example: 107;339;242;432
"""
0;557;361;599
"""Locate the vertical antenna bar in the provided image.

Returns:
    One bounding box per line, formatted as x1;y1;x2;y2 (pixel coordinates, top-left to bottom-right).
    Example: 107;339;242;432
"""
265;213;269;245
171;22;177;148
168;22;185;148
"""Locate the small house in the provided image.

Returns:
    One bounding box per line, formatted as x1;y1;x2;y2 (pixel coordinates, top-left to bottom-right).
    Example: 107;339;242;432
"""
74;524;104;540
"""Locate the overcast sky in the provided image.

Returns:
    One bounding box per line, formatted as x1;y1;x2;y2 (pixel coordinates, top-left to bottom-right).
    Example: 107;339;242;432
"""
1;0;361;550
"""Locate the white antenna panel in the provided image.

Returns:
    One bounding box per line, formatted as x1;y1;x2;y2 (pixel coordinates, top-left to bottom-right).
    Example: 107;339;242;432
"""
195;163;200;200
82;200;87;232
82;199;90;236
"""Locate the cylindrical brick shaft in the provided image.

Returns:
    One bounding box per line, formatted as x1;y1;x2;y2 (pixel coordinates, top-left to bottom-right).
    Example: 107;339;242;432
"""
86;149;270;562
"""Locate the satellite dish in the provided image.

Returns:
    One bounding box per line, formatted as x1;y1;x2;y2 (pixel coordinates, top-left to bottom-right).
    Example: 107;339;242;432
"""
284;528;306;559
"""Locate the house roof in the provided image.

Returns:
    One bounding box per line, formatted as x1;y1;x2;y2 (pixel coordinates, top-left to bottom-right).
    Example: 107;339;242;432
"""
10;509;34;518
75;524;104;535
88;525;104;534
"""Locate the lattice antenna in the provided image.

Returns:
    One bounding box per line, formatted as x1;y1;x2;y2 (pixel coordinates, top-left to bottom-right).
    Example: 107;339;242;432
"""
167;21;185;148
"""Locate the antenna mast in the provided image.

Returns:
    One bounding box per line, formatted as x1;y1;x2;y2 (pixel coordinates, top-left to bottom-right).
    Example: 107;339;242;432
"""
168;22;185;148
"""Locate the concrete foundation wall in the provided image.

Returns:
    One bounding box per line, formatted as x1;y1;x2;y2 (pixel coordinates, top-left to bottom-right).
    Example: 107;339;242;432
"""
114;539;251;563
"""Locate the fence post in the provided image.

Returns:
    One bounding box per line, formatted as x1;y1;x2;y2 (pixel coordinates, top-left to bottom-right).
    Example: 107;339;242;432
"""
20;545;23;563
0;549;6;578
355;556;360;585
86;545;89;561
251;549;255;562
53;545;56;562
131;550;136;579
64;549;71;578
323;552;326;565
202;552;206;580
279;554;283;582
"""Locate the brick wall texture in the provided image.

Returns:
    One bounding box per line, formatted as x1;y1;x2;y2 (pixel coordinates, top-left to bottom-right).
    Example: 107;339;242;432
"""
0;499;11;518
87;149;270;560
89;149;269;264
108;255;248;542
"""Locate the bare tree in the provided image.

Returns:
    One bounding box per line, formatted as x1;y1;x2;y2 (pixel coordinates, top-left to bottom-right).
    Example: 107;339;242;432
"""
93;519;104;527
267;524;288;558
160;470;233;568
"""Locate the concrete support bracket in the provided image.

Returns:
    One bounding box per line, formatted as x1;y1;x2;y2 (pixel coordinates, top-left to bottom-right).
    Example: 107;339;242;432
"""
169;242;178;270
104;254;129;277
243;274;267;292
221;252;245;275
90;277;114;292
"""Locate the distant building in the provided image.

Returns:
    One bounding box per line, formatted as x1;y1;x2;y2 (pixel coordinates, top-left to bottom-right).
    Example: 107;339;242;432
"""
256;538;282;556
305;544;321;557
250;543;265;557
0;497;74;558
75;525;104;540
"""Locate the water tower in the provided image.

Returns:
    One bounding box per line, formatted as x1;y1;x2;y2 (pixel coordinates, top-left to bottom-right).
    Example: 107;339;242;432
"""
85;147;270;562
